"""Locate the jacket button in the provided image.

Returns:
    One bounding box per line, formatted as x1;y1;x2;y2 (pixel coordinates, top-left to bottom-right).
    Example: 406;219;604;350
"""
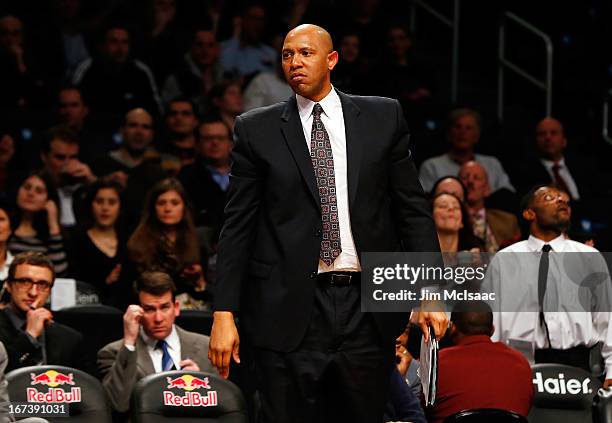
310;272;317;279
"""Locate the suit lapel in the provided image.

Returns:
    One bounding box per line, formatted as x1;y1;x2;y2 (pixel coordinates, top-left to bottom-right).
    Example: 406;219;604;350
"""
137;337;155;375
177;327;201;362
338;91;362;209
280;96;321;212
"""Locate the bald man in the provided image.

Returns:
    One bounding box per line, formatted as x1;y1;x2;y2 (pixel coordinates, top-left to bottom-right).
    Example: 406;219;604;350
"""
209;24;444;422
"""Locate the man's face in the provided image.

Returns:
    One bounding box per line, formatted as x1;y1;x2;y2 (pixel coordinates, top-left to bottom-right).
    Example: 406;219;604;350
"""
121;111;154;153
102;28;130;64
449;114;480;151
42;139;79;181
527;187;571;232
215;84;243;116
6;264;53;313
459;163;489;207
241;6;266;43
282;27;338;101
339;35;359;63
387;27;411;60
166;101;197;137
0;16;23;51
197;122;232;162
139;291;179;340
191;30;218;67
58;89;88;128
536;118;566;160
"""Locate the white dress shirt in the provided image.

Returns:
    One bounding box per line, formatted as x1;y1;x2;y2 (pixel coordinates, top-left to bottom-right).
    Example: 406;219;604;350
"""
540;157;580;200
296;88;360;272
488;234;612;378
140;325;182;372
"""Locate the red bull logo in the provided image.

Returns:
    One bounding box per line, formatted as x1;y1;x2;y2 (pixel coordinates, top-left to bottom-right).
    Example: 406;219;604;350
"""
164;374;217;407
27;370;81;403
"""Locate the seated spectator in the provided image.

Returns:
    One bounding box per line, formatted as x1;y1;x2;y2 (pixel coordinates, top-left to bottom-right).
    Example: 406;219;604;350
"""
91;108;165;229
431;175;466;202
178;119;231;232
384;367;426;423
0;14;51;113
127;178;209;309
395;326;420;396
428;301;533;423
331;32;370;95
219;4;276;78
243;59;292;111
9;172;68;275
419;108;515;193
432;192;483;253
208;80;243;131
97;271;215;413
72;23;162;131
161;28;222;103
159;98;199;175
56;86;113;165
40;125;96;228
69;179;126;305
459;161;520;252
0;201;13;280
0;252;84;372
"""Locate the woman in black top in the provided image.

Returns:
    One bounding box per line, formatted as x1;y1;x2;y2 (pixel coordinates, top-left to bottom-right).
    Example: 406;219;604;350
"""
70;179;126;305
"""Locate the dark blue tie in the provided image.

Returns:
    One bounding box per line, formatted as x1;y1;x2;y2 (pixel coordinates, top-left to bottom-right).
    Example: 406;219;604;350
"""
156;340;175;371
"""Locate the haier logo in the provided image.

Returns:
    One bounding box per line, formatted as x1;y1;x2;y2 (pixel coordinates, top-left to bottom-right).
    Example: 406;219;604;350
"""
533;372;592;395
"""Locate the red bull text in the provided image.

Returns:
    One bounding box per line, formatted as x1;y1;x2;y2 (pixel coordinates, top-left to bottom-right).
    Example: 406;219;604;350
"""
164;375;218;407
27;371;81;403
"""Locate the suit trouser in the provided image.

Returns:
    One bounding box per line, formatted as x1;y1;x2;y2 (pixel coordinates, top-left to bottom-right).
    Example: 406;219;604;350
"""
251;275;396;423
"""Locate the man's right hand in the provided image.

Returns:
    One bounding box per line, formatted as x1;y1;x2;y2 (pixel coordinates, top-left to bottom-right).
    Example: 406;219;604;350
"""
25;308;53;339
208;311;240;379
123;305;144;346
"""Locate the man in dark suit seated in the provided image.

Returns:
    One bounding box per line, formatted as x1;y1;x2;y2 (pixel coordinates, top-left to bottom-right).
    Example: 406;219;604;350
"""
0;252;84;372
429;301;534;423
97;271;215;413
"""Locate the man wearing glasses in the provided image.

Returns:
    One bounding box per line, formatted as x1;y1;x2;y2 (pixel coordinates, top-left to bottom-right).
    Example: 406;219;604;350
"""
0;252;83;372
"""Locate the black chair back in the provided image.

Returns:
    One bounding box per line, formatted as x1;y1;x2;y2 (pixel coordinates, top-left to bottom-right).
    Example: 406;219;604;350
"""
6;365;111;423
444;408;528;422
529;363;601;423
131;371;247;423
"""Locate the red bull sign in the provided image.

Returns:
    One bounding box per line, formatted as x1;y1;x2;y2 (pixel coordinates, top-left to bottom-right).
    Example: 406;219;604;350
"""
27;370;81;403
163;374;218;407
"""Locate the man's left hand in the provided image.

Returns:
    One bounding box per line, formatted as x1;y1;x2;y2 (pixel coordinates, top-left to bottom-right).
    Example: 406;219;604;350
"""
179;359;200;371
411;307;448;342
604;379;612;389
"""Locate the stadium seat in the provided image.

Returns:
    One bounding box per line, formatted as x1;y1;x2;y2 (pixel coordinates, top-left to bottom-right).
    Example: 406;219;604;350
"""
131;370;247;423
53;304;124;377
529;363;601;423
443;408;527;422
6;365;111;423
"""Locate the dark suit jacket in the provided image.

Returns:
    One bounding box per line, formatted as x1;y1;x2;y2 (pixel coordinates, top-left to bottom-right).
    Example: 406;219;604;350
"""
215;91;439;352
97;326;214;412
0;309;84;372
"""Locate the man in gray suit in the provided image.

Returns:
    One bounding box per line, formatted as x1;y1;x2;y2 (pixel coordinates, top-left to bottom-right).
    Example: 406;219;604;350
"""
97;272;215;413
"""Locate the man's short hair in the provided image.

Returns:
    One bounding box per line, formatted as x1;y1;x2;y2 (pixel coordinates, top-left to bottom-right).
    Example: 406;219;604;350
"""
166;96;200;119
451;301;493;336
42;125;79;154
520;184;554;214
8;252;55;284
134;271;176;300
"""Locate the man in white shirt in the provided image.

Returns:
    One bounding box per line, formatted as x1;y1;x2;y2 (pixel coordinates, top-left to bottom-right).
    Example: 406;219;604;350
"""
97;271;215;413
487;185;612;387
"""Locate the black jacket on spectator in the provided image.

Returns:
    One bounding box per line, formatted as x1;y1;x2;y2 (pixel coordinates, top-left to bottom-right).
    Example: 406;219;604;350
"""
178;158;227;232
0;308;85;372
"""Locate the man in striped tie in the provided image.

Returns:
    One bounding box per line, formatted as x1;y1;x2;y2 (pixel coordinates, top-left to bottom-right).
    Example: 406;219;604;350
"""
97;271;215;413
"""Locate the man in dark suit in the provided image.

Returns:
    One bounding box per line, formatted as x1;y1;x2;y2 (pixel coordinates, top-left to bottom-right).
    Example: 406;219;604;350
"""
208;24;446;422
0;252;83;372
97;271;215;413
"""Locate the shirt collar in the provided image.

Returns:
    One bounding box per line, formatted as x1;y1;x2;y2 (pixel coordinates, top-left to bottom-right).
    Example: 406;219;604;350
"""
455;334;492;346
141;324;180;351
296;86;341;121
540;157;566;169
526;234;567;252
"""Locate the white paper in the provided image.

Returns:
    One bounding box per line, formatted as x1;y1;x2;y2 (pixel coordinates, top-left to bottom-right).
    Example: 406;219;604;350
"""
420;328;438;406
51;278;76;311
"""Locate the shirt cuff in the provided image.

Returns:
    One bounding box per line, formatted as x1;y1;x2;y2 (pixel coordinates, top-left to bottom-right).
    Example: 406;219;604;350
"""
124;343;135;352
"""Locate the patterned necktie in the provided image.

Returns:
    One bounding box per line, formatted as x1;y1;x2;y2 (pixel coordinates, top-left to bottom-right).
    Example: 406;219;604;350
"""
551;162;571;199
538;244;553;348
156;340;175;371
311;103;341;266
